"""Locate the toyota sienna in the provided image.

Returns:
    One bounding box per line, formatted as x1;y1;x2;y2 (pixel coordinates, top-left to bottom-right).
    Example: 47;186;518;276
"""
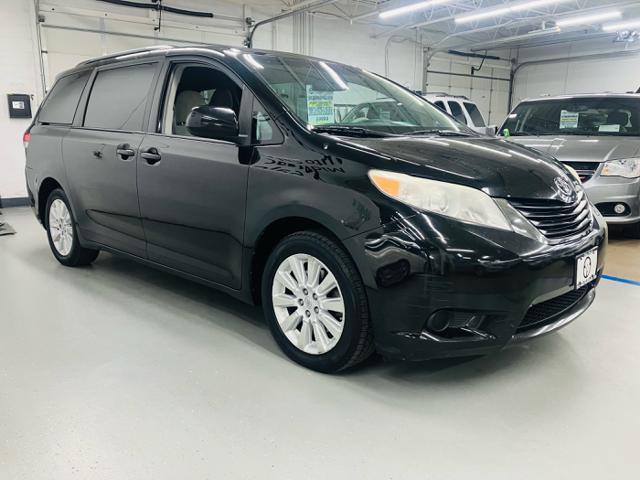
24;46;607;372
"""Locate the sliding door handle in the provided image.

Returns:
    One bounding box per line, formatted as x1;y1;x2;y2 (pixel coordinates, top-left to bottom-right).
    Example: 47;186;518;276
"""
141;147;161;165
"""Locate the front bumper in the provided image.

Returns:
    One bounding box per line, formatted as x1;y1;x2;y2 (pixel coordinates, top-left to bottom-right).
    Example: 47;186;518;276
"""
583;174;640;225
344;207;607;361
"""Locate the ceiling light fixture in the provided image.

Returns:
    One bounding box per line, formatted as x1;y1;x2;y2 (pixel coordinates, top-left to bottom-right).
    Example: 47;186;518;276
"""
603;19;640;32
379;0;452;20
556;10;621;28
455;0;571;24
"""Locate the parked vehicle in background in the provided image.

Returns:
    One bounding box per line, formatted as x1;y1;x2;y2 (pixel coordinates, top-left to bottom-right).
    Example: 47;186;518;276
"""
424;93;496;135
501;93;640;238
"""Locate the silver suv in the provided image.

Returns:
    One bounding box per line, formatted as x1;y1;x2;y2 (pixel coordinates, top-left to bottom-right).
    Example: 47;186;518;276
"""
501;93;640;237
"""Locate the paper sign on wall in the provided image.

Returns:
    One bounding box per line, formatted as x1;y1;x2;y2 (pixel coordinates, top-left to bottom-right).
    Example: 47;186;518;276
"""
559;110;579;129
306;86;334;125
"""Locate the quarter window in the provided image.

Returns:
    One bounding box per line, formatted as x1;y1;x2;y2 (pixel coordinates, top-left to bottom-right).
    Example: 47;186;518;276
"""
38;71;91;124
84;63;157;131
252;98;283;144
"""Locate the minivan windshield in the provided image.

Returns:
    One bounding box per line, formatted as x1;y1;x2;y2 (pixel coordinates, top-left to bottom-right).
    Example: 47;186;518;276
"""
243;52;467;136
502;97;640;137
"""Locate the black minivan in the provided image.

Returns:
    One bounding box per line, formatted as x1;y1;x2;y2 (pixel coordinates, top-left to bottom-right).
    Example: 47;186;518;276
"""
25;45;607;372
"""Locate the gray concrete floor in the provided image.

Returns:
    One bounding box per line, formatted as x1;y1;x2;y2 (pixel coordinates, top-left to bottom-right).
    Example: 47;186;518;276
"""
1;206;639;480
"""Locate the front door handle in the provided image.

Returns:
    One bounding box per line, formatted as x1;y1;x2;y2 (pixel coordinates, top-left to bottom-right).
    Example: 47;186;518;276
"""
141;147;161;165
116;143;136;160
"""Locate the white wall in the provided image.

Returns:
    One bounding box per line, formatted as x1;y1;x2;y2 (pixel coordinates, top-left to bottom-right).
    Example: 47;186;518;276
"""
512;39;640;106
0;0;41;200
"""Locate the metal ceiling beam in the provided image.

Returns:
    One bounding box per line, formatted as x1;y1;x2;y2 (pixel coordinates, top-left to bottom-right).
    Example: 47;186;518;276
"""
245;0;339;47
374;0;637;39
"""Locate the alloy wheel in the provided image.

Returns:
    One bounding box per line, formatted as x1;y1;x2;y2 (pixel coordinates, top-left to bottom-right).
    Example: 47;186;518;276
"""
48;198;73;256
271;253;345;355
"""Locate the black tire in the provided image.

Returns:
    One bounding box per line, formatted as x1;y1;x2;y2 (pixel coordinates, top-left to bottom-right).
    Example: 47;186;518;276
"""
261;231;375;373
624;221;640;239
45;188;99;267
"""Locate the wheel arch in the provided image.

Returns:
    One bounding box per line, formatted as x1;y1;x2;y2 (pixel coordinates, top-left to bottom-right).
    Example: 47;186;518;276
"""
37;177;64;227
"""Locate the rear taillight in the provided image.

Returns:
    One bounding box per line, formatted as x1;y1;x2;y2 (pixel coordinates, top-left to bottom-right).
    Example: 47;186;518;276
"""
23;131;30;149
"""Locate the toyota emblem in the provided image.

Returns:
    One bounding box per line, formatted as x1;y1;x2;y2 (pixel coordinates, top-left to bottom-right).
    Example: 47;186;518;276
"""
554;176;575;203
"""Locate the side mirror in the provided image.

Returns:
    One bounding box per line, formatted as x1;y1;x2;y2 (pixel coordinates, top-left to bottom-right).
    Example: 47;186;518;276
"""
186;106;239;141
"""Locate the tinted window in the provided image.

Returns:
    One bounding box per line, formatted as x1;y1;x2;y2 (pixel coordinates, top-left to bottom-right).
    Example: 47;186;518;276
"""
464;102;486;126
433;100;446;111
84;63;156;131
502;97;640;136
38;71;91;124
447;101;467;124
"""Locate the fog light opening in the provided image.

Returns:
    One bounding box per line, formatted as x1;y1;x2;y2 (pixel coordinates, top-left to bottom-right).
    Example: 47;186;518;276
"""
425;310;492;340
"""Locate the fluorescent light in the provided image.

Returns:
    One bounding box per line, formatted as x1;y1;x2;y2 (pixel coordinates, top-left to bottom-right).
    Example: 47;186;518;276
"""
456;0;571;24
243;54;264;69
603;19;640;32
556;10;621;28
379;0;451;19
318;61;349;90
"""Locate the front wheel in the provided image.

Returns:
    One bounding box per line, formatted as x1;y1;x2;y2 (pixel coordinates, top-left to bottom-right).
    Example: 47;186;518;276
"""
45;188;99;266
261;231;374;373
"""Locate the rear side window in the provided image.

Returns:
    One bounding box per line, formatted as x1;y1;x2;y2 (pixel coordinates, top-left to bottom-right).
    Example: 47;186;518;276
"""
447;101;467;124
84;63;157;131
464;102;486;127
38;71;91;124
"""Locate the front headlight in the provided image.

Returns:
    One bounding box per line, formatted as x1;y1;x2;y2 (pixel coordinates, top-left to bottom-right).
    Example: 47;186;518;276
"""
368;170;511;230
601;158;640;178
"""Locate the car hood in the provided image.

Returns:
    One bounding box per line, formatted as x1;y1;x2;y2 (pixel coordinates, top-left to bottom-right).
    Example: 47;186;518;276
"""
507;135;640;163
342;135;574;201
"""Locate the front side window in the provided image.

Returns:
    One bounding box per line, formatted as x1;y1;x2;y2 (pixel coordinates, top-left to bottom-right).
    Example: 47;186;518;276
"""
244;53;464;136
464;102;486;127
447;101;467;124
84;63;157;131
502;97;640;136
162;65;242;137
39;70;91;124
433;100;446;112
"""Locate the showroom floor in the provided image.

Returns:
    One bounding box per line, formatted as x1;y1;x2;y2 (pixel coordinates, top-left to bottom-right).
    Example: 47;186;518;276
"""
1;206;639;479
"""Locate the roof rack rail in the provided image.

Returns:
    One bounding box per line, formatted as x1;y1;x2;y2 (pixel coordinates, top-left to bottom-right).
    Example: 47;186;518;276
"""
425;91;470;100
77;45;173;66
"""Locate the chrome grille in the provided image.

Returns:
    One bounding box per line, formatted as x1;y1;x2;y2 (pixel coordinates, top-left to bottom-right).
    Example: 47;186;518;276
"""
562;161;600;183
509;190;592;240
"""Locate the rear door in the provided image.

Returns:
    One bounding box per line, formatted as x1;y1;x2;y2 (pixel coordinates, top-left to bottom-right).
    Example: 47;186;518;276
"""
63;61;161;257
136;59;250;289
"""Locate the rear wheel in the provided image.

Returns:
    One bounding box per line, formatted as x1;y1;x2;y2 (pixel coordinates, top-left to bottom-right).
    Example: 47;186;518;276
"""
261;231;374;373
45;189;99;266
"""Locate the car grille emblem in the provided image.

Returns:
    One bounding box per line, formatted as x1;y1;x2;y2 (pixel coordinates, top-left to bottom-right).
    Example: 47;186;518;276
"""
554;176;575;203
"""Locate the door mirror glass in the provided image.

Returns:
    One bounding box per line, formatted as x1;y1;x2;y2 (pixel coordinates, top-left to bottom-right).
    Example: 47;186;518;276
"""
186;106;239;141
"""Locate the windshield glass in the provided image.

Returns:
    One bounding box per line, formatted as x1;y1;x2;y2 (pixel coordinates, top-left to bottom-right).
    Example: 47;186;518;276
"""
502;97;640;137
243;52;465;135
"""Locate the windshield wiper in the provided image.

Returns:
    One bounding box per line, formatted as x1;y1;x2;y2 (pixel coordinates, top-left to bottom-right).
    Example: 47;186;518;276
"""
406;129;472;137
311;126;394;138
